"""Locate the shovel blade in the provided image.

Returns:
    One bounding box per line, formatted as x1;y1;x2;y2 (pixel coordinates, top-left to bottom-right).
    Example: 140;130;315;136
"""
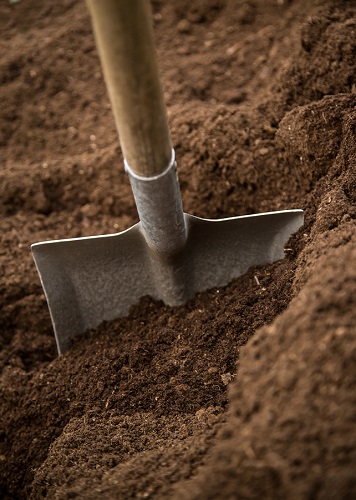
32;209;303;354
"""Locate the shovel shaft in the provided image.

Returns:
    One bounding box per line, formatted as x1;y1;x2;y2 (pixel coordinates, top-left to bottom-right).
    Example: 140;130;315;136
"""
86;0;172;177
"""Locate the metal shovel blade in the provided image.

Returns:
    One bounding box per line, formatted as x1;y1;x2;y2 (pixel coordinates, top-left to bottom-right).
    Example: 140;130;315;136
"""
32;209;303;354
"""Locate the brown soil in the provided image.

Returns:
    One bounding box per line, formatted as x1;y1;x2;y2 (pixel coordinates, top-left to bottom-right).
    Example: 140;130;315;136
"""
1;0;355;498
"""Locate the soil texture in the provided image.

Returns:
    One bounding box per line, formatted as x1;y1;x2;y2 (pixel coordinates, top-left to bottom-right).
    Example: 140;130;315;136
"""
0;0;355;498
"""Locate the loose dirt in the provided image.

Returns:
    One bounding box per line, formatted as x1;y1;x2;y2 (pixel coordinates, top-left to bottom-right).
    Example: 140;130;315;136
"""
1;0;355;498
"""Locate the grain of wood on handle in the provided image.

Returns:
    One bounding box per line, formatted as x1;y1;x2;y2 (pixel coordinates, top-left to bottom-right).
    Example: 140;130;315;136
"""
86;0;172;177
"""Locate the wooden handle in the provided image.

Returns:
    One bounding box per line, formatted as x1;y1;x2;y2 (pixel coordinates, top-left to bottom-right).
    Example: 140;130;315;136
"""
86;0;172;177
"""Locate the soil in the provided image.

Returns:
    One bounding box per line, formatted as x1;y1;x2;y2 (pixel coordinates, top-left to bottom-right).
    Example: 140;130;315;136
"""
0;0;355;498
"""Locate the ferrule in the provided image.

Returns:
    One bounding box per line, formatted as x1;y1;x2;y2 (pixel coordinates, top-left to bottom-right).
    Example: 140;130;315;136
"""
125;149;187;256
